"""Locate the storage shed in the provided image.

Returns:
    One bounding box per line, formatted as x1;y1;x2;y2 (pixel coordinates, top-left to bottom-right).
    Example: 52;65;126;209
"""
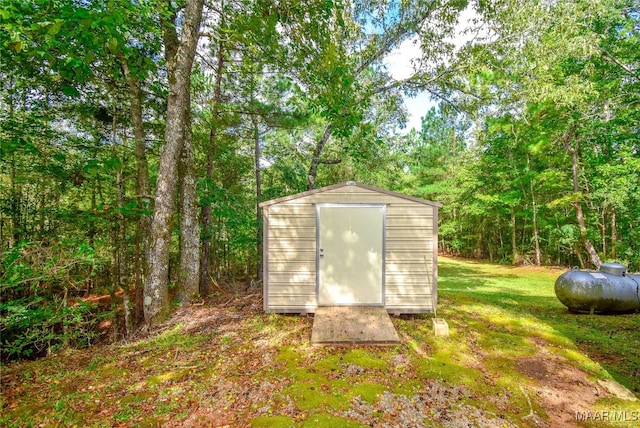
259;182;442;314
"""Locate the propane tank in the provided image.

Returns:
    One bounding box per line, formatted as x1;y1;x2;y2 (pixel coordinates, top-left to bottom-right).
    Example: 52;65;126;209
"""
555;263;640;314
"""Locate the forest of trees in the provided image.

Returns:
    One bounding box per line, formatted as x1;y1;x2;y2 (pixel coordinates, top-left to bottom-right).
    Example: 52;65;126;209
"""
1;0;638;358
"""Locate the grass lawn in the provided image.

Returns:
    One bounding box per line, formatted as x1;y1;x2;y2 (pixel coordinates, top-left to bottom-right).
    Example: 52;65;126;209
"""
2;256;639;427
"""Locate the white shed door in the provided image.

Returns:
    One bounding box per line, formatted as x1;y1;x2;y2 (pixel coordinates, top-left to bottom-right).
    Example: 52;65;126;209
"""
318;205;384;306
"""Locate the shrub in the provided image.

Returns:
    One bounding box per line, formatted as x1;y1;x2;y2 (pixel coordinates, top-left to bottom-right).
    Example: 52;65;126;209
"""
0;241;108;360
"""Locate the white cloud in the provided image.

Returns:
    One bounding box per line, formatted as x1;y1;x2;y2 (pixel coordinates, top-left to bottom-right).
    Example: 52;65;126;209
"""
448;5;480;49
384;37;436;133
383;5;480;134
384;36;422;81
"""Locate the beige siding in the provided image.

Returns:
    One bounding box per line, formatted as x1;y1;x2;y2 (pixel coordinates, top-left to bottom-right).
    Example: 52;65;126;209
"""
264;201;317;312
386;295;435;313
268;204;315;216
386;253;433;262
267;250;316;263
385;203;435;312
267;238;316;251
267;284;315;294
268;228;315;239
268;295;316;307
268;260;316;271
387;242;433;251
268;270;315;284
269;216;315;228
263;184;437;313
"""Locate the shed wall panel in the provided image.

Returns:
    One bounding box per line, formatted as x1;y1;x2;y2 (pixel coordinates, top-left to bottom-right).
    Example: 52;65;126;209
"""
268;239;316;251
386;254;433;263
268;227;315;239
267;251;316;263
269;216;316;228
264;184;438;313
268;295;317;306
268;284;315;295
268;272;315;285
386;294;434;304
264;200;317;312
268;205;316;216
386;230;432;239
268;260;316;273
386;242;433;251
384;201;435;311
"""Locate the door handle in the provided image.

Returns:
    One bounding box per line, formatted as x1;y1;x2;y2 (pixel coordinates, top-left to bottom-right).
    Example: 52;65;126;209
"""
319;248;324;258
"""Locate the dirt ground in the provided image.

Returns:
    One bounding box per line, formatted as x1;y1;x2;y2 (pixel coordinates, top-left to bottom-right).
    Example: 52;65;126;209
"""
133;293;632;427
2;286;638;427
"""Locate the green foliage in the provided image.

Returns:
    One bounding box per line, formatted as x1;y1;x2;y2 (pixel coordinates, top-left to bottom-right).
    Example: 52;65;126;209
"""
0;241;109;359
400;0;640;269
0;297;99;359
1;0;639;362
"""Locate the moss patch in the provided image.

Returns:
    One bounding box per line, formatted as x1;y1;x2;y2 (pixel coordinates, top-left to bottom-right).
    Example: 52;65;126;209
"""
341;349;388;371
301;413;366;427
417;353;483;386
251;415;296;427
146;368;191;387
281;380;349;411
350;382;387;404
276;346;304;369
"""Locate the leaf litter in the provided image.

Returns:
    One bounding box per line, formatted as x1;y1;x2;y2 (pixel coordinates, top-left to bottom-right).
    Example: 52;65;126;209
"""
2;282;638;428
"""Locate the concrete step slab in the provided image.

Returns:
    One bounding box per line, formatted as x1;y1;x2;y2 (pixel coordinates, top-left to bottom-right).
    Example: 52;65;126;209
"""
311;306;401;344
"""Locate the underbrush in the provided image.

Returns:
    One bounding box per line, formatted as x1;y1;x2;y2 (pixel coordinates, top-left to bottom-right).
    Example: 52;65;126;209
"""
0;241;111;360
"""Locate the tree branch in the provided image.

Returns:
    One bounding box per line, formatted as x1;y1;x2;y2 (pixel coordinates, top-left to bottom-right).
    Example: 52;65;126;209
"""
319;158;341;165
599;47;638;77
425;88;462;113
356;4;440;76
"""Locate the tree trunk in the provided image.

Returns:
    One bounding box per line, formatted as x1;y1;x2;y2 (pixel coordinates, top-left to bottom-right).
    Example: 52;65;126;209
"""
199;32;225;297
562;124;602;269
121;60;151;324
199;129;215;297
144;0;204;325
573;200;602;268
601;210;606;258
611;207;617;259
253;116;263;280
530;176;541;266
574;244;586;268
511;207;522;265
9;153;19;248
38;157;46;239
177;91;200;303
8;89;24;248
122;286;132;339
112;108;132;337
307;125;332;190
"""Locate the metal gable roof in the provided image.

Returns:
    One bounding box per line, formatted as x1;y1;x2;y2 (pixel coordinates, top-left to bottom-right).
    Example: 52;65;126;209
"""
258;182;442;208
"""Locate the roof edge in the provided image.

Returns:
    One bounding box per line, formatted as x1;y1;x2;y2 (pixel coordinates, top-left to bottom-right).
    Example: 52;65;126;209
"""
259;182;442;208
355;183;443;208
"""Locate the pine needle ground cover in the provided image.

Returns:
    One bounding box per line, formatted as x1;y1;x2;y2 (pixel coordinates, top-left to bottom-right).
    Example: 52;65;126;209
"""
2;257;639;427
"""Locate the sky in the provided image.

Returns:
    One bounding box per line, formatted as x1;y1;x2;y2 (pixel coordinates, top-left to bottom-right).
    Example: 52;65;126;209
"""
383;37;435;132
383;5;479;133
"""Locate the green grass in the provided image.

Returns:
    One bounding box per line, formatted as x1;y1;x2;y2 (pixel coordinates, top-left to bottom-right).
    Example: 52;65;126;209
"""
435;257;640;393
2;256;638;427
